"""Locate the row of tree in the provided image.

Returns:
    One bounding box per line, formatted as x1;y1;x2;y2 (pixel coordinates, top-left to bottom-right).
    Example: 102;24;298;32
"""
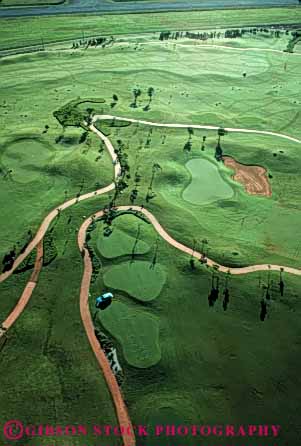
159;27;291;42
71;36;114;50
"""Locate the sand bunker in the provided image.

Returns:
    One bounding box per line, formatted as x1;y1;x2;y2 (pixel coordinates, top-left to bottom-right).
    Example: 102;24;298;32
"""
223;156;271;197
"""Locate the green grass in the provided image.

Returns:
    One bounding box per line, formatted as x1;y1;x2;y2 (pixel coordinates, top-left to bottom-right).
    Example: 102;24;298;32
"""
1;24;301;445
0;86;113;262
98;300;161;368
94;117;301;268
0;199;123;445
183;157;234;204
2;137;53;183
93;214;150;258
1;31;301;271
87;210;301;446
0;7;300;51
103;261;167;302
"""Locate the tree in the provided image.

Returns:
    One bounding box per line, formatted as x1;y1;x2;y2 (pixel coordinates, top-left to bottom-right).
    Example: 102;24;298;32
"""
260;299;267;321
183;141;192;154
189;239;196;270
143;87;155;111
130;224;141;263
215;140;223;161
111;94;119;108
208;275;219;307
150;238;159;269
187;127;194;139
223;273;230;310
149;163;162;190
279;268;285;296
130;88;141;108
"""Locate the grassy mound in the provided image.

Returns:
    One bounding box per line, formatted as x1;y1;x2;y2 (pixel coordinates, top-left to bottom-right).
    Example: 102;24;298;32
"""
1;138;53;183
98;300;161;368
94;214;151;259
103;261;166;302
96;228;150;259
183;158;233;205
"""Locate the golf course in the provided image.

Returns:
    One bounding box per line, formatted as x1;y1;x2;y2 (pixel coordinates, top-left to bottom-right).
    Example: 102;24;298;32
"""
1;6;301;446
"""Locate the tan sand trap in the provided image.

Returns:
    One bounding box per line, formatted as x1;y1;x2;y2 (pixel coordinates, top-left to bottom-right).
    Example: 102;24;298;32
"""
223;155;272;197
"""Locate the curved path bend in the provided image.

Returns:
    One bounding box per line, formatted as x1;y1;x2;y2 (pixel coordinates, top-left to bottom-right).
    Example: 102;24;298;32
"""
80;206;301;276
1;114;300;285
0;125;120;284
2;241;43;330
93;114;301;144
1;113;301;446
78;218;135;446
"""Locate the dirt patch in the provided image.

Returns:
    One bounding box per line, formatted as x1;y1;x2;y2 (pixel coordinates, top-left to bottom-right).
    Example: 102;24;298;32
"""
223;156;271;197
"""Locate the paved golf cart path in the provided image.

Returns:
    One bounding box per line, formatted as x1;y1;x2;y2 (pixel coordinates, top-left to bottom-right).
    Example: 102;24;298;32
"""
2;241;43;330
78;217;135;446
1;116;300;284
2;114;301;446
92;114;301;144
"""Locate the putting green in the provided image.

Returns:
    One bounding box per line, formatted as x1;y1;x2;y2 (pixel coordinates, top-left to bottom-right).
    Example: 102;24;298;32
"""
103;261;166;302
98;300;161;368
1;138;53;184
96;227;150;259
183;158;234;205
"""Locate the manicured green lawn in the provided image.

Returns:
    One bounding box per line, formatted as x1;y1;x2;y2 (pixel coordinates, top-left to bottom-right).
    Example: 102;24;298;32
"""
98;300;161;368
103;261;167;301
1;30;301;272
1;21;301;445
93;214;150;258
183;157;234;205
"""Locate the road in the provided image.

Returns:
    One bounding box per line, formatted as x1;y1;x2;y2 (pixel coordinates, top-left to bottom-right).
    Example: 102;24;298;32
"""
0;0;299;19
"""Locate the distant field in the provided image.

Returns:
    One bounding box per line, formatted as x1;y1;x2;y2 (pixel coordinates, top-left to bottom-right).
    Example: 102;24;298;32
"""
1;7;301;50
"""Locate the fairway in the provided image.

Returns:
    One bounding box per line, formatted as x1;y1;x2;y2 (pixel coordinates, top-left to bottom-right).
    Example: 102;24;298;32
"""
1;11;301;446
96;228;150;258
183;158;234;205
98;300;161;368
94;214;151;259
2;138;53;183
103;261;167;302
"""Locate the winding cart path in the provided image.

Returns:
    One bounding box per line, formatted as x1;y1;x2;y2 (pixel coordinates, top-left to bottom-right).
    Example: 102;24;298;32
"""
1;114;301;446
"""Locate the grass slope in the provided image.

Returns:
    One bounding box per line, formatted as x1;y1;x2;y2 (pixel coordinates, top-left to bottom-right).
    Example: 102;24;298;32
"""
87;210;301;445
1;23;301;445
93;214;150;258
